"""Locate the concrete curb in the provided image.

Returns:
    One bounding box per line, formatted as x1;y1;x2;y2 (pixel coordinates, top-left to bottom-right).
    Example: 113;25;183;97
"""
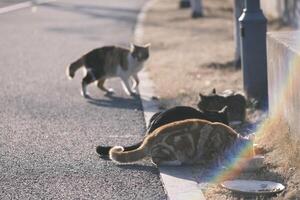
134;1;206;199
133;0;160;129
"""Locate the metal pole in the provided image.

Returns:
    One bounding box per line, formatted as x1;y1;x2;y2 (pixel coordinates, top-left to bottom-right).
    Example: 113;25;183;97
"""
190;0;203;18
296;0;300;28
233;0;244;68
239;0;268;109
179;0;191;9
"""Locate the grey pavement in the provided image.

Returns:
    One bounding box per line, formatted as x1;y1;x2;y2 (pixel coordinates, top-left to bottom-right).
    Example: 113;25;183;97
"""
0;0;166;199
0;0;27;8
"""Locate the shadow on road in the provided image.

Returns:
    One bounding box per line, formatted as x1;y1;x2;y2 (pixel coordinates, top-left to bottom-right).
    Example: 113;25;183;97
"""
201;59;239;69
117;163;160;175
87;95;143;111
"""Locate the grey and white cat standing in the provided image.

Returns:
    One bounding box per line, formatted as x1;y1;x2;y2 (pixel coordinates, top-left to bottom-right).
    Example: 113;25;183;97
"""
66;44;150;98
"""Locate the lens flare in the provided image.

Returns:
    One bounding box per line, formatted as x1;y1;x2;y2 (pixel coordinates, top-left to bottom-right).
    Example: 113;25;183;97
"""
203;138;255;183
202;32;300;184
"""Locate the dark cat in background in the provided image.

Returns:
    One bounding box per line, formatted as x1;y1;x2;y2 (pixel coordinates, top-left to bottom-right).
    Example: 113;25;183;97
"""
66;44;150;98
198;88;247;124
96;106;228;156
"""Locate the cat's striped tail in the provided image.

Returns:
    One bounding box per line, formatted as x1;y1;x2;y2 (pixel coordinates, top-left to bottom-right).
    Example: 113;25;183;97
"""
66;57;84;79
109;145;148;163
96;142;143;156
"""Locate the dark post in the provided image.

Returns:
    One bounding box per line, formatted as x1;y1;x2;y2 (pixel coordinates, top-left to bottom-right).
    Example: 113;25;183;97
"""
239;0;268;109
190;0;203;18
179;0;190;8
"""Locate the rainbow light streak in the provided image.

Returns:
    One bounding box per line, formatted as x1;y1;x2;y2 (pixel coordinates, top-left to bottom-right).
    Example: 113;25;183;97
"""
204;32;300;183
205;138;254;183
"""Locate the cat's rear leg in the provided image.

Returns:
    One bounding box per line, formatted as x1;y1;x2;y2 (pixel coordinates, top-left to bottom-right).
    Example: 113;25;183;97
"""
151;146;180;166
97;79;114;95
81;73;95;98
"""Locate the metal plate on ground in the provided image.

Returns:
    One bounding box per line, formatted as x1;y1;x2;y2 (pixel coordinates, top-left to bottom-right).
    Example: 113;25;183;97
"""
221;180;285;195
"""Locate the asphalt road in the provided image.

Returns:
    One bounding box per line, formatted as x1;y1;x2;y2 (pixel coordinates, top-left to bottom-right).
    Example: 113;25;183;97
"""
0;0;166;199
0;0;27;8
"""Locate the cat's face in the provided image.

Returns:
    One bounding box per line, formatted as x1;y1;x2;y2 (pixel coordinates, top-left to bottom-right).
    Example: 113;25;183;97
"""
131;44;150;62
198;93;227;111
198;90;247;123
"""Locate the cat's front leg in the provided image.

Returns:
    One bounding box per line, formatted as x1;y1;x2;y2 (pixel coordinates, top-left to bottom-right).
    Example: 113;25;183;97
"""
131;74;140;91
120;76;138;96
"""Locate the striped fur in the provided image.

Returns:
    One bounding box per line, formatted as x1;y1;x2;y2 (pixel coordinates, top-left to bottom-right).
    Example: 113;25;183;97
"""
96;106;228;157
109;119;254;166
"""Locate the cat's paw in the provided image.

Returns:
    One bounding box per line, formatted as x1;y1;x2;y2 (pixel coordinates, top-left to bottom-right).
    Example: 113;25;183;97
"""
131;88;138;93
81;91;91;99
84;94;92;99
130;92;139;97
105;88;114;96
107;88;114;93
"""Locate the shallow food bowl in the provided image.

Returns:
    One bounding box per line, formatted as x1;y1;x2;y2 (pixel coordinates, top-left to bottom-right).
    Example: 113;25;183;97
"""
221;180;285;195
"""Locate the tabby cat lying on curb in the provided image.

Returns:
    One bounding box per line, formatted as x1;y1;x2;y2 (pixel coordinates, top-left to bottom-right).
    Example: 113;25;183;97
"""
66;44;150;98
96;106;228;156
198;88;247;124
109;119;256;166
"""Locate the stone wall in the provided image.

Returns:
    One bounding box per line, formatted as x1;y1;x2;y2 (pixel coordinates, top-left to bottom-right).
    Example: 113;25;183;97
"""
267;31;300;138
261;0;284;19
261;0;300;28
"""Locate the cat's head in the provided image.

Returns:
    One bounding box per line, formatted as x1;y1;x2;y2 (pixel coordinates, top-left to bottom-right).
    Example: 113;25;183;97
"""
226;93;247;124
198;91;227;111
198;89;247;124
131;43;150;62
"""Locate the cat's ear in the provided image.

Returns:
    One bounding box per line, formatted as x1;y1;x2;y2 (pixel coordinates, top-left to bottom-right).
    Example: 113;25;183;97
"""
218;106;228;114
130;43;135;51
212;88;216;94
199;93;205;100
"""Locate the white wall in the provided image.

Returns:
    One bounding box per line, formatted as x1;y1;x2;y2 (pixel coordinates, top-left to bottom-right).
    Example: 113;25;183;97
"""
261;1;283;18
261;0;300;28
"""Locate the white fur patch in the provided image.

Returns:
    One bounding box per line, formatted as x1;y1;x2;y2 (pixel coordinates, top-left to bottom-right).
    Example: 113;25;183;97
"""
109;146;125;162
65;66;72;80
127;54;144;74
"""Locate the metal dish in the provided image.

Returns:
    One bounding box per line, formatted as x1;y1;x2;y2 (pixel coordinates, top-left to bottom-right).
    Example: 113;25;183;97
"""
221;180;285;195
